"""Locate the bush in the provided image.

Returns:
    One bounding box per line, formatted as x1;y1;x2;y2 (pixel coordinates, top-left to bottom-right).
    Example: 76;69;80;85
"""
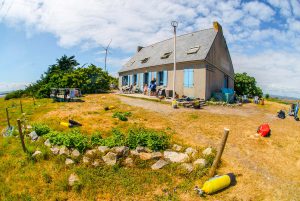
265;94;270;99
112;112;132;121
33;123;51;136
90;132;103;146
4;90;25;100
126;128;170;151
45;129;90;153
100;129;126;147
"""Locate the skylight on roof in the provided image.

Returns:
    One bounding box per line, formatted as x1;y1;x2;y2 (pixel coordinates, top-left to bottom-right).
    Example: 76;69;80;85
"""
187;46;200;54
161;52;172;59
141;57;149;63
130;61;135;66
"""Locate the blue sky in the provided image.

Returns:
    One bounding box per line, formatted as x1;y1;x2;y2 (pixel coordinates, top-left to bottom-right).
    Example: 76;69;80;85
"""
0;0;300;98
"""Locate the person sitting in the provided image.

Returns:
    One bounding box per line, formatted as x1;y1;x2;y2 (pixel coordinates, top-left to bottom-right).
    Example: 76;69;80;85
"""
143;84;148;95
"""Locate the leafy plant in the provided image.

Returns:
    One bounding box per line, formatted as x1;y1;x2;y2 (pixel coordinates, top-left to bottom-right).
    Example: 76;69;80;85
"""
112;112;132;121
100;129;126;147
234;72;263;97
32;123;51;136
90;132;103;146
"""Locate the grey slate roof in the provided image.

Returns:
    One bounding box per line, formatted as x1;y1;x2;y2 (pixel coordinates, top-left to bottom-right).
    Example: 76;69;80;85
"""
119;28;217;73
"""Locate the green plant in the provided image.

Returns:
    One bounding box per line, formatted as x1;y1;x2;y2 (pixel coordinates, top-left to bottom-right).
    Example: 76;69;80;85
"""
4;90;25;100
234;72;263;97
90;132;103;146
100;129;126;147
112;112;132;121
32;123;51;136
42;172;52;184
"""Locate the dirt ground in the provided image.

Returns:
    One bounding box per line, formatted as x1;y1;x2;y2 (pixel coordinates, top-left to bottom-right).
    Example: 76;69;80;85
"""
119;95;300;201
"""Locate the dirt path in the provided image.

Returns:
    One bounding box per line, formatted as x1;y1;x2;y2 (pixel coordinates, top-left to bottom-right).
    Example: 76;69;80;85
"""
118;95;300;201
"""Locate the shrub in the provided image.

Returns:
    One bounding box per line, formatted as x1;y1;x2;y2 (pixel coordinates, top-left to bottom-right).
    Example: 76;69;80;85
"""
4;90;25;100
32;123;51;136
126;128;170;151
112;112;132;121
90;132;103;146
100;129;126;147
45;129;90;153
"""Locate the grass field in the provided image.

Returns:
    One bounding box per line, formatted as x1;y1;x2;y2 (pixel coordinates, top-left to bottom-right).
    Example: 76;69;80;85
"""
0;94;300;201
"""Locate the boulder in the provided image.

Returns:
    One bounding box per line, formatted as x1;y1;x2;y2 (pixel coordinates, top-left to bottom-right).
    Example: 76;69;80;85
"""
164;151;189;163
102;152;117;166
172;144;183;152
44;139;51;147
151;152;162;159
202;147;212;156
68;173;79;186
124;157;134;167
98;146;109;153
82;156;90;164
71;149;80;158
32;150;42;157
179;163;193;173
92;159;101;167
139;152;152;160
111;146;129;157
151;159;169;170
59;146;70;156
145;147;153;153
193;158;207;167
85;149;97;156
185;147;197;158
50;146;60;155
29;131;39;141
130;150;139;156
65;158;75;165
136;146;146;153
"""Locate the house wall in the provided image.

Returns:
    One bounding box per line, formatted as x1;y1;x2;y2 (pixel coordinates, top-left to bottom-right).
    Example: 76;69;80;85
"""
119;61;207;99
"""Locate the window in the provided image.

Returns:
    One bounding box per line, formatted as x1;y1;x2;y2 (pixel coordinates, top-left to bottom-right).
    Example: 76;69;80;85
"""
158;71;167;86
144;72;149;85
187;46;200;54
224;75;229;88
161;52;172;59
122;75;129;86
133;74;137;85
141;57;150;63
184;68;194;88
130;61;135;66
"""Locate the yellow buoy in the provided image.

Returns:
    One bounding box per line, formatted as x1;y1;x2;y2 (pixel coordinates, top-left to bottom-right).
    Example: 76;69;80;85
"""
108;106;115;110
201;175;231;194
60;122;70;127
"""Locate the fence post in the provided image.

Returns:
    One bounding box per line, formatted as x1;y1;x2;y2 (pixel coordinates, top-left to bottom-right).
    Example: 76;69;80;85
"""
20;100;24;113
208;128;230;178
33;97;36;105
17;119;27;153
6;108;11;128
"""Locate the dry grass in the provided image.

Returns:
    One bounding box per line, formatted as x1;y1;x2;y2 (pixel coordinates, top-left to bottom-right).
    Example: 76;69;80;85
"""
0;94;300;201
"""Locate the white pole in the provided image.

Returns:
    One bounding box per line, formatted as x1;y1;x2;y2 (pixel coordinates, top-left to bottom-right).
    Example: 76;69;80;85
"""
172;23;177;100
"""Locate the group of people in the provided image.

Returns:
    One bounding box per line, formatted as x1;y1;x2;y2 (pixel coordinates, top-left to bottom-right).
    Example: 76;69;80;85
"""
143;79;157;96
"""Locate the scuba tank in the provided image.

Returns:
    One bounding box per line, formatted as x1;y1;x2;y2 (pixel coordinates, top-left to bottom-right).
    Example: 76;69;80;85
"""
195;173;235;195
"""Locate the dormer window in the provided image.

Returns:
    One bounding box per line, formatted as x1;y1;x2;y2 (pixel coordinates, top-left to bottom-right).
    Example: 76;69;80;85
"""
187;46;200;54
141;57;150;63
161;52;172;59
130;61;135;66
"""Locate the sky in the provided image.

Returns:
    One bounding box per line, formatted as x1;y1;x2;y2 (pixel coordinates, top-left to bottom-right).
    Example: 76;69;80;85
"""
0;0;300;98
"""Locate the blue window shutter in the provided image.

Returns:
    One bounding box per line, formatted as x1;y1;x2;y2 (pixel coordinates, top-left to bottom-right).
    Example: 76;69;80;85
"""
153;72;157;80
190;69;194;87
163;71;167;86
184;69;189;87
140;73;144;91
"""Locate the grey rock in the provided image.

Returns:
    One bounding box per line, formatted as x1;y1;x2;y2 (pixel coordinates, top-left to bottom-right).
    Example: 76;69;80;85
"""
124;157;134;167
68;173;79;186
151;152;163;159
193;158;207;167
44;139;51;147
29;131;39;141
102;152;117;165
98;146;109;153
164;151;189;163
65;158;74;165
85;149;97;156
82;156;90;164
111;146;129;157
136;146;146;153
92;159;101;167
59;146;70;156
145;147;153;153
139;152;152;160
185;147;197;158
151;159;169;170
130;150;139;156
180;163;194;173
71;149;80;158
202;147;212;156
172;144;183;152
32;150;42;157
50;146;60;155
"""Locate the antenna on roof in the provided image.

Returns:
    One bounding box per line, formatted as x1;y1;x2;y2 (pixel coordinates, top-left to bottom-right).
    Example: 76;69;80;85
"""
102;39;112;72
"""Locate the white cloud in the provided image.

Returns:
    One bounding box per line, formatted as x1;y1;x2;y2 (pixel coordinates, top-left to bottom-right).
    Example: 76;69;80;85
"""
1;0;300;97
0;82;27;92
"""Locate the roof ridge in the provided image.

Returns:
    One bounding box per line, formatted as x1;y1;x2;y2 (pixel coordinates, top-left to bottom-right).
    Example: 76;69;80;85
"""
140;27;215;50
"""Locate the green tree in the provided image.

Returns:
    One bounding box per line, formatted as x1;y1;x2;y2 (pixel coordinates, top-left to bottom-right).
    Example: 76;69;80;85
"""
234;72;263;97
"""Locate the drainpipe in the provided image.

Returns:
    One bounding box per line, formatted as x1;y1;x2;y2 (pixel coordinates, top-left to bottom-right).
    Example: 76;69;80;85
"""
171;21;178;100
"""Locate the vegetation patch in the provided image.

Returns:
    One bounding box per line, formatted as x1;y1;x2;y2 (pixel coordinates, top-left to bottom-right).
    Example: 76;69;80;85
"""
112;111;132;121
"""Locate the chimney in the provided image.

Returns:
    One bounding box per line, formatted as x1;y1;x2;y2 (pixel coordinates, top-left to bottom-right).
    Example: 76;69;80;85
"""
137;46;144;52
213;21;223;33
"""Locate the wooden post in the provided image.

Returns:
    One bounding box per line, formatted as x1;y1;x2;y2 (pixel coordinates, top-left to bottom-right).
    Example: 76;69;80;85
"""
33;97;36;105
208;128;230;178
6;108;11;128
20;100;24;113
17;119;27;153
